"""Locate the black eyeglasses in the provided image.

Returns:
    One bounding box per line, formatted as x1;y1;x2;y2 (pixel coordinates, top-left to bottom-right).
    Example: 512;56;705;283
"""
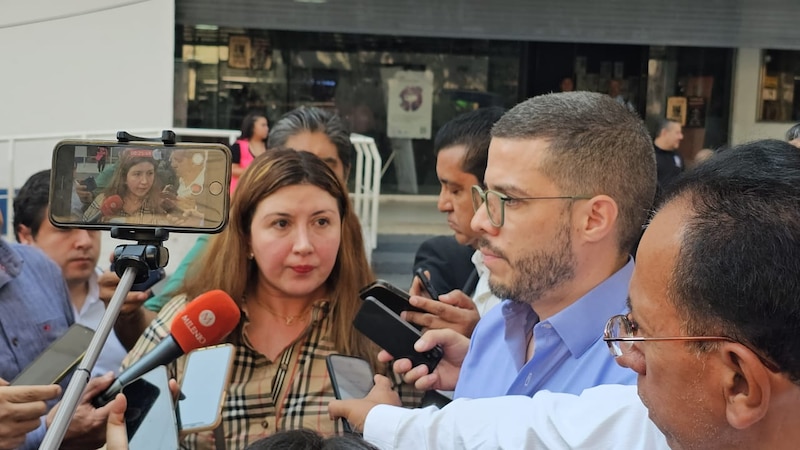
470;185;591;228
603;314;781;372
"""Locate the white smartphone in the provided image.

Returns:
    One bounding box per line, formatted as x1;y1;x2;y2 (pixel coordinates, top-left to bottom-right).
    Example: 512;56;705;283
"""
123;365;179;450
177;343;235;434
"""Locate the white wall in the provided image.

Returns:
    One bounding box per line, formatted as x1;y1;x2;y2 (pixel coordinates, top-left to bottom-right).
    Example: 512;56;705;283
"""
0;0;203;271
730;48;792;144
0;0;175;184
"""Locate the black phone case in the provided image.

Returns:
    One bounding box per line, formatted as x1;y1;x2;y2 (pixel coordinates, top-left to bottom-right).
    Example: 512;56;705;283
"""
123;377;160;438
414;267;439;300
353;297;443;374
359;280;425;316
326;355;373;434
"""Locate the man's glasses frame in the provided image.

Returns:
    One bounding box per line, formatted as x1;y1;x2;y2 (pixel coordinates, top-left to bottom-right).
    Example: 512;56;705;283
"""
470;185;591;228
603;314;781;372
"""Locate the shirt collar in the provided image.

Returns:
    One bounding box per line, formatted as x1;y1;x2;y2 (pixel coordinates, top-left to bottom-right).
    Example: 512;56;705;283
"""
471;250;488;277
86;267;102;305
547;258;634;357
0;240;24;288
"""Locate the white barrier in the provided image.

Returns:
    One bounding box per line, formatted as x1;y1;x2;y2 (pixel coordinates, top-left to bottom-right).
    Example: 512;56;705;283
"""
0;128;381;262
350;133;382;262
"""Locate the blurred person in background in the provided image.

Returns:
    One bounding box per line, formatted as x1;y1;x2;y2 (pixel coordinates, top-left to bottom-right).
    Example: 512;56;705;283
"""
244;429;379;450
231;112;269;192
268;106;351;183
786;122;800;148
410;107;506;338
653;118;684;192
559;76;575;92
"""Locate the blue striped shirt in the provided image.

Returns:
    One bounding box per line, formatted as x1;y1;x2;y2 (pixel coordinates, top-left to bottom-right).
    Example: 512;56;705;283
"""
0;240;73;449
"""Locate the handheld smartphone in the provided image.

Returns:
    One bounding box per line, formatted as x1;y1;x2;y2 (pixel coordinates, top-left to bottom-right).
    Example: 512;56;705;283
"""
49;140;231;233
414;267;439;301
359;280;425;319
353;297;443;374
326;354;374;433
326;354;374;400
123;365;180;450
177;343;235;434
11;324;94;386
109;265;165;292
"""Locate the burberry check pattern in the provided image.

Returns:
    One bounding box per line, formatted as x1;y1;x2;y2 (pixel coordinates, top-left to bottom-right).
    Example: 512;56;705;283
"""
123;294;421;450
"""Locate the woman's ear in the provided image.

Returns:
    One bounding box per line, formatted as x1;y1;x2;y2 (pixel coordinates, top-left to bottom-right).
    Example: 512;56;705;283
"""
576;194;618;243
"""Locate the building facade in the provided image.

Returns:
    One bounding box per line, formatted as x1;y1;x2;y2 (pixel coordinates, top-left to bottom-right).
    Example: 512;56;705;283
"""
2;0;800;197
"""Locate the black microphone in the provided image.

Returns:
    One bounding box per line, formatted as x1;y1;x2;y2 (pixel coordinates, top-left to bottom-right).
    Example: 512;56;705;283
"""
92;290;240;407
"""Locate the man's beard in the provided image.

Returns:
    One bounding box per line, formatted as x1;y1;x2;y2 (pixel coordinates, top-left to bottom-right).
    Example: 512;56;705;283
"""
486;222;576;306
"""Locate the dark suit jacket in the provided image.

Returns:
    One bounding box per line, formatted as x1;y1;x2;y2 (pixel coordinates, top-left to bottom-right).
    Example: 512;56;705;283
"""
413;235;478;296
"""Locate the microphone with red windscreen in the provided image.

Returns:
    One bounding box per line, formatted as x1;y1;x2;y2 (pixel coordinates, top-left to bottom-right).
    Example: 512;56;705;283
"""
86;194;123;223
92;290;241;407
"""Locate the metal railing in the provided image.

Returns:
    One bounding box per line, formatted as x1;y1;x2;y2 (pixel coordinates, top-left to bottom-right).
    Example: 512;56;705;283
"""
0;128;381;260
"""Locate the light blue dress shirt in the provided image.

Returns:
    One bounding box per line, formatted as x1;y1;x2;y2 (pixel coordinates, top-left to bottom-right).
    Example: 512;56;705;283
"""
454;259;636;399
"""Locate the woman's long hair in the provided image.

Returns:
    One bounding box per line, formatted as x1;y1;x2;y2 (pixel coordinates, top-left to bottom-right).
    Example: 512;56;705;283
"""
239;112;268;141
180;149;379;369
104;149;163;211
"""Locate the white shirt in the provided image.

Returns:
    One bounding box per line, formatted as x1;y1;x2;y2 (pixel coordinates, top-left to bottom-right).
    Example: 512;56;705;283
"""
72;268;128;376
363;384;669;449
470;250;501;317
177;167;205;198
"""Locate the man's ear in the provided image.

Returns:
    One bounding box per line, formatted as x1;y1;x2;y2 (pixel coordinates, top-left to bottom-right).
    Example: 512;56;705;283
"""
576;194;618;244
719;343;771;430
16;224;35;245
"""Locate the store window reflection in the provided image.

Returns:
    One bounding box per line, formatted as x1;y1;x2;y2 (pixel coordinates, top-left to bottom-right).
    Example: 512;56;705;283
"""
759;50;800;122
174;27;519;194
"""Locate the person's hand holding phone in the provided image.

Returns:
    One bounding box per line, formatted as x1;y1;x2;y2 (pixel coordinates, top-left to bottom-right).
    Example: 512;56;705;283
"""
378;328;470;391
405;276;481;337
74;180;94;205
105;393;129;450
46;372;116;450
328;375;401;434
0;379;61;450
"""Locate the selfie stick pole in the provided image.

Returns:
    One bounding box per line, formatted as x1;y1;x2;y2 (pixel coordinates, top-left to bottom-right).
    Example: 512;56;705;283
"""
40;131;176;450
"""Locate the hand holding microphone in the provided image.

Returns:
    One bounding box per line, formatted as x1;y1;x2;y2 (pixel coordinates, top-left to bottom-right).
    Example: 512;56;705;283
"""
92;290;241;407
86;195;123;223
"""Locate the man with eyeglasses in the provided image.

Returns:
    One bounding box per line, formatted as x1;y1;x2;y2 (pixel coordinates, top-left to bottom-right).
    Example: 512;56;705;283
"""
370;92;657;401
332;139;800;449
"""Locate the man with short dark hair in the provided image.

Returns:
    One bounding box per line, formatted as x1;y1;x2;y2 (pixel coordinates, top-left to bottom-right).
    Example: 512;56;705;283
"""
411;107;505;333
382;92;656;401
331;139;800;450
653;118;684;190
13;170;126;376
